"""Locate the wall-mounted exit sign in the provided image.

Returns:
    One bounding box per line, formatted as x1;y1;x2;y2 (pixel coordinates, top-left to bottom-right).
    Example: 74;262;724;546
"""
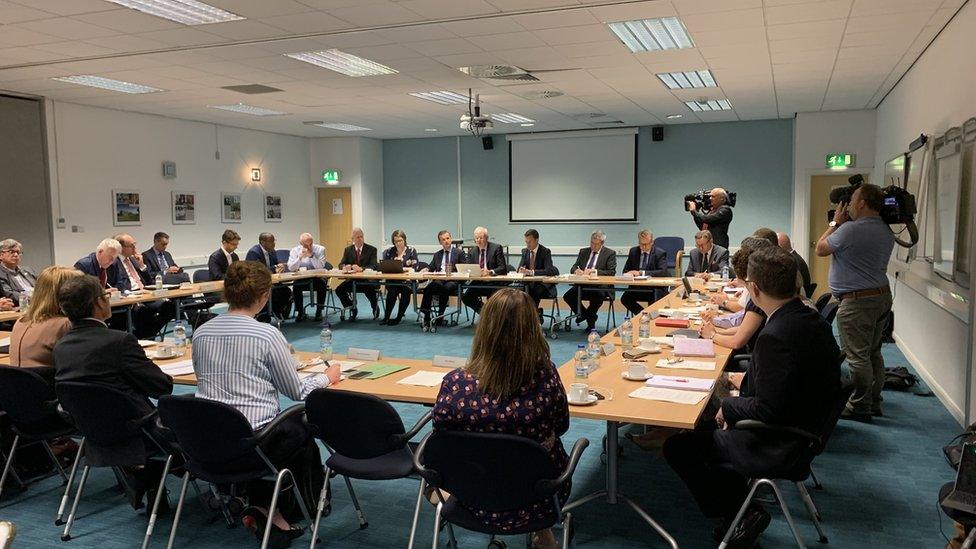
826;153;855;169
322;170;341;184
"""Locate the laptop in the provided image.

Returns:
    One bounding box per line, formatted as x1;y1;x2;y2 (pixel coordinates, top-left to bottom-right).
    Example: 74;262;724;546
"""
454;263;482;276
378;259;403;274
681;276;695;297
943;442;976;514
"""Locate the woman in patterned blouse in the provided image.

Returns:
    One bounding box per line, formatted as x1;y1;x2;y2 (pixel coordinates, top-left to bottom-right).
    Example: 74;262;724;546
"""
432;288;570;548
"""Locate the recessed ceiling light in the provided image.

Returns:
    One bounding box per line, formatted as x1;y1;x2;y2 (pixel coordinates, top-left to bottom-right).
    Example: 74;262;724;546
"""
492;113;534;124
608;17;694;53
313;123;372;132
684;99;733;112
657;70;716;90
52;75;163;94
209;103;286;116
666;114;683;119
424;128;439;132
285;49;397;77
409;91;468;105
103;0;244;25
520;123;534;127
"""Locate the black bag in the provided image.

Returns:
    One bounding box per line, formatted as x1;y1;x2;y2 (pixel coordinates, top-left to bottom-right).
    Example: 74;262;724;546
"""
883;366;917;391
944;423;976;470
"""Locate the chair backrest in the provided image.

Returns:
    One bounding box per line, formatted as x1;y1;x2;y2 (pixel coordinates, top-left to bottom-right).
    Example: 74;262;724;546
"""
275;249;290;265
0;366;58;425
417;430;558;511
55;381;149;446
305;389;406;459
157;394;257;464
162;272;190;285
192;269;211;283
814;293;831;312
654;236;685;268
816;377;855;455
806;282;818;299
821;301;839;324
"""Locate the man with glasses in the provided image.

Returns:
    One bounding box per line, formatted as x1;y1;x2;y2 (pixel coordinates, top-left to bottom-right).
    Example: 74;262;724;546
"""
114;233;176;338
0;239;38;307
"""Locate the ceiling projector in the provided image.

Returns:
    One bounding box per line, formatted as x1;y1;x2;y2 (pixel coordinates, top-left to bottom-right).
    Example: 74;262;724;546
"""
460;90;492;135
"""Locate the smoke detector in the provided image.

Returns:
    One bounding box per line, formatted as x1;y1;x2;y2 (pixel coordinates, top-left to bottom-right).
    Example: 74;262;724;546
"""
459;65;539;81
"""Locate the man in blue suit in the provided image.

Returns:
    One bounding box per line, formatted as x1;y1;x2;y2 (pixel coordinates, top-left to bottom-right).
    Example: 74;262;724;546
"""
74;238;129;292
419;230;466;329
620;229;670;316
244;232;292;321
142;232;185;283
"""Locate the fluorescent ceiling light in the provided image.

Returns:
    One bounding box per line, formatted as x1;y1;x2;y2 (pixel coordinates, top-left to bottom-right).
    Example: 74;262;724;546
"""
409;91;468;105
666;114;683;119
209;103;285;116
520;123;534;127
103;0;244;25
657;70;716;90
685;99;733;112
492;113;534;124
424;128;439;132
608;17;694;53
52;75;163;94
313;123;372;132
285;49;397;77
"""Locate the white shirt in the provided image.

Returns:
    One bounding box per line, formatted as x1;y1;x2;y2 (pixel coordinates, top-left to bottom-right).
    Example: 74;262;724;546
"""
223;247;234;267
287;244;326;271
121;256;144;290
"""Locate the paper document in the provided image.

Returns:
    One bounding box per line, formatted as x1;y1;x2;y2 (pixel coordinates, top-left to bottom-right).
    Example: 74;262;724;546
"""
137;340;157;348
673;338;715;357
396;370;447;387
158;360;195;376
629;387;708;405
352;363;409;380
646;375;714;392
335;360;365;372
655;359;716;371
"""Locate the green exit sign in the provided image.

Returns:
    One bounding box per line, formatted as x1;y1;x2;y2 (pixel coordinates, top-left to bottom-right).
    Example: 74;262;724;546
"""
322;170;341;184
826;153;855;169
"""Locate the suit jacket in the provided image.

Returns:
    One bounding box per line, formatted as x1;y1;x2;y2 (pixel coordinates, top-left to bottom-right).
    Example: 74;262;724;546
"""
207;248;239;281
142;248;182;279
74;253;130;291
691;204;733;249
245;244;282;271
517;245;559;276
571;246;616;276
428;247;466;274
469;242;508;276
339;244;379;270
685;245;729;276
791;250;813;295
0;265;38;305
718;298;841;477
622;246;669;277
118;255;153;290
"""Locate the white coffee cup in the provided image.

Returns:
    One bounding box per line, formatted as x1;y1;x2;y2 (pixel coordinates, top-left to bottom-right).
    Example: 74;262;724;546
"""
569;383;589;403
627;362;647;379
156;344;176;358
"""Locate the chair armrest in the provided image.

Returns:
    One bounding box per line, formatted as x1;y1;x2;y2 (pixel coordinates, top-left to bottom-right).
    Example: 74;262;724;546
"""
391;410;432;447
674;250;685;278
536;437;589;496
733;419;821;449
254;403;306;444
411;432;441;486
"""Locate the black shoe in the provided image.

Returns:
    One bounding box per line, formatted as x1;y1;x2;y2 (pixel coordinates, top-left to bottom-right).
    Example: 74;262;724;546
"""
423;313;431;328
372;304;380;319
715;506;771;547
388;317;401;326
295;312;308;322
434;318;445;327
379;318;389;325
350;309;358;321
241;507;292;549
313;309;323;322
840;409;873;423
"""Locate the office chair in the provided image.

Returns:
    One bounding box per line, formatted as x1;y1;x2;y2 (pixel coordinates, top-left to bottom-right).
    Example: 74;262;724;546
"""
821;301;839;325
654;237;685;278
806;282;818;299
814;293;831;313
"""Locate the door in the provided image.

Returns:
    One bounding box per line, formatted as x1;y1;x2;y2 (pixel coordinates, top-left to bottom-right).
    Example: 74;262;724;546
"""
808;174;867;297
317;187;352;266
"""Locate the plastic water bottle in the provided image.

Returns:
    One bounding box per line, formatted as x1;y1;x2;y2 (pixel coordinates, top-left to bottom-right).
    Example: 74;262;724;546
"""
320;323;334;361
574;344;588;380
173;321;186;349
620;317;633;350
18;290;30;311
721;265;729;281
587;329;601;359
639;312;651;339
155;273;163;290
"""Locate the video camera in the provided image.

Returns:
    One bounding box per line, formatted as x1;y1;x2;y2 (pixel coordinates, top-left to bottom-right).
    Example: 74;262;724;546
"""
828;174;918;248
683;188;737;212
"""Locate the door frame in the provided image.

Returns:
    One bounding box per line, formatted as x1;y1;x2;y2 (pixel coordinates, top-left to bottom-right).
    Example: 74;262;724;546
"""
794;167;874;265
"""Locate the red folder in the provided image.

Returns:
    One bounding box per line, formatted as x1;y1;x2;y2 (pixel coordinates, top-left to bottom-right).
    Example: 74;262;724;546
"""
655;318;690;328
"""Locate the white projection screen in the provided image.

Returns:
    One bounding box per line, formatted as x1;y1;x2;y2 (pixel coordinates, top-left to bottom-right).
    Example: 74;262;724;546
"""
508;128;637;222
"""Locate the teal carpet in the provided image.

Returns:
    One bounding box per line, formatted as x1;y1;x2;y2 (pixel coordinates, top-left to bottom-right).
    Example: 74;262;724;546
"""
0;299;962;548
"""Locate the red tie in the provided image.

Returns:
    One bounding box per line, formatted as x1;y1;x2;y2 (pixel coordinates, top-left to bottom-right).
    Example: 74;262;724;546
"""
99;267;107;288
356;248;361;263
479;249;486;268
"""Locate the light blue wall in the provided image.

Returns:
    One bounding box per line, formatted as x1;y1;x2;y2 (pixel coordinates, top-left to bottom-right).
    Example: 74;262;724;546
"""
383;120;794;271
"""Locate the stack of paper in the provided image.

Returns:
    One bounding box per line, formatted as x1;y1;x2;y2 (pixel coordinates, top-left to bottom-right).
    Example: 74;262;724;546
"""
396;370;446;387
645;375;714;392
655;359;716;371
158;360;195;376
628;387;708;405
673;338;715;357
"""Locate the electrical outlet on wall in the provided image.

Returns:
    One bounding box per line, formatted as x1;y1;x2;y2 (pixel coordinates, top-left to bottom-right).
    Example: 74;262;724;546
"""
71;225;84;233
56;218;66;229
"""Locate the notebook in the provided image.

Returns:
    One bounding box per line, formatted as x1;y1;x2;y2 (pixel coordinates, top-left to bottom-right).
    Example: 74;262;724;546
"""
351;363;409;380
628;387;708;405
673;338;715;357
655;318;689;328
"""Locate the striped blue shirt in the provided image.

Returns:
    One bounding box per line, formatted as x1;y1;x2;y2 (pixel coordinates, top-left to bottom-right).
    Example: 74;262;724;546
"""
191;313;328;428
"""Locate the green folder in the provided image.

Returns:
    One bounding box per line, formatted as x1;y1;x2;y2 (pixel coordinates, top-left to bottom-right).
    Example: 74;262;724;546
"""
353;363;409;380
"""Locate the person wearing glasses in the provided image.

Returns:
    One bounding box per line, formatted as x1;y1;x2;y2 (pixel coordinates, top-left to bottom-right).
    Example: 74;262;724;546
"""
0;239;38;307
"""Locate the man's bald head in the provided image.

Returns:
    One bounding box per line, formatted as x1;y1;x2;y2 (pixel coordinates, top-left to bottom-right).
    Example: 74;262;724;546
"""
777;232;793;252
299;233;313;247
710;187;728;206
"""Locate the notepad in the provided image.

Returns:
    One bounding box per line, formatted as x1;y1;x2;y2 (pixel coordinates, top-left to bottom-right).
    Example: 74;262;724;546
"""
352;363;409;380
655;359;716;371
673;337;715;357
645;375;714;392
396;370;446;387
137;340;157;348
158;360;195;376
628;387;707;405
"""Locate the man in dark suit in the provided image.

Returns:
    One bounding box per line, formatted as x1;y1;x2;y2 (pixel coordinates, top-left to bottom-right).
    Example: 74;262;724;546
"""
620;229;669;316
115;233;176;339
53;273;174;510
336;228;380;320
142;232;185;283
517;229;559;321
245;232;292;321
419;230;465;328
688;187;733;249
0;238;38;306
778;232;813;297
460;226;509;314
663;246;841;546
207;229;241;281
74;238;129;292
563;230;616;332
685;230;729;280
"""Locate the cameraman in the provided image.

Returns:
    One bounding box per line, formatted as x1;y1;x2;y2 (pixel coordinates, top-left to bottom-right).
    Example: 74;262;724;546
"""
688;187;733;249
816;183;894;422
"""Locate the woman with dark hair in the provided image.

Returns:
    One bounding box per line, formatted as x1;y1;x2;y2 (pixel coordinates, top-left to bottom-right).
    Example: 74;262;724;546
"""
380;229;418;325
432;288;569;547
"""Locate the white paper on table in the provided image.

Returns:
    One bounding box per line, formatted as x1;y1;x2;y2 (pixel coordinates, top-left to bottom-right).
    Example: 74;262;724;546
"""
137;340;157;348
655;359;716;371
159;360;195;376
677;306;706;314
645;336;673;347
628;386;708;405
396;370;446;387
335;360;364;372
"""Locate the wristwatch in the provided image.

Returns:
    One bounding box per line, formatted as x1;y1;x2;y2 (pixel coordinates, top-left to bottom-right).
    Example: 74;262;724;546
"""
828;221;838;228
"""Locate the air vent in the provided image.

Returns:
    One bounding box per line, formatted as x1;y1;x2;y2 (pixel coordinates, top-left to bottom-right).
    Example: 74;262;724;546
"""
592;120;625;125
520;90;564;100
459;65;539;81
221;84;283;95
573;113;608;119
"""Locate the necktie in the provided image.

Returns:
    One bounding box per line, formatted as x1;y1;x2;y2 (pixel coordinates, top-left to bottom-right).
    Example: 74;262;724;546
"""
705;251;711;272
99;267;107;288
356;248;362;263
266;251;272;269
445;250;452;273
479;249;486;269
586;251;597;270
529;250;536;271
124;258;143;290
640;252;648;271
158;252;168;269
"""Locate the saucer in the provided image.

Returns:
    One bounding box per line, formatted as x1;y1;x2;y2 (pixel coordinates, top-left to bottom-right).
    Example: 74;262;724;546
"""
568;394;599;406
621;371;653;381
147;349;184;360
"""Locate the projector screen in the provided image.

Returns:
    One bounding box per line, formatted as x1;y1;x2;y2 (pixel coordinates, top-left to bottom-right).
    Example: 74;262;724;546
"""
509;129;637;222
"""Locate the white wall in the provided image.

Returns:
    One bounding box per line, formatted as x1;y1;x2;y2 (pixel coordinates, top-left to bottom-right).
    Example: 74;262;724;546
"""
47;101;315;266
874;1;976;425
308;137;385;245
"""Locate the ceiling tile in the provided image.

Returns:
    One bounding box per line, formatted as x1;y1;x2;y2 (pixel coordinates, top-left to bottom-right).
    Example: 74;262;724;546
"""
467;31;547;51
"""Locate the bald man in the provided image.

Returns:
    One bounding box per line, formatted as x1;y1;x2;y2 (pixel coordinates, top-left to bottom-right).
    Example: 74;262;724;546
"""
337;228;380;321
288;233;330;321
778;232;812;297
688;187;733;249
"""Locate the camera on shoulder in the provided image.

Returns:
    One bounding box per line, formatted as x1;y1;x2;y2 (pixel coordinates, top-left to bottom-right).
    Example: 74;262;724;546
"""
683;188;737;212
827;174;918;248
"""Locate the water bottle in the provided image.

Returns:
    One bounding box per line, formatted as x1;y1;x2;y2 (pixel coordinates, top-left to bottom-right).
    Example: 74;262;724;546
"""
639;312;651;339
173;321;186;349
620;317;633;350
721;265;729;281
18;290;30;311
320;323;334;361
574;344;588;380
587;329;601;359
155;273;163;290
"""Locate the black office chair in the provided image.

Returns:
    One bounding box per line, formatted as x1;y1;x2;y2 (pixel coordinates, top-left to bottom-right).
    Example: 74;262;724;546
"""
412;430;589;549
814;294;831;313
55;382;182;545
654;236;685;277
304;389;431;545
0;367;74;505
157;396;312;549
805;282;818;299
821;301;839;325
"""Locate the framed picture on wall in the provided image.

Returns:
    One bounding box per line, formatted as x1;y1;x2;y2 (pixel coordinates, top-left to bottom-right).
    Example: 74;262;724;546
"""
221;192;242;223
111;189;141;226
264;194;282;222
171;191;196;225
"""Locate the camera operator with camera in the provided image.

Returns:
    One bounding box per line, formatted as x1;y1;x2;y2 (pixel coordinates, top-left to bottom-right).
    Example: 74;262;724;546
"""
687;187;734;249
816;182;894;422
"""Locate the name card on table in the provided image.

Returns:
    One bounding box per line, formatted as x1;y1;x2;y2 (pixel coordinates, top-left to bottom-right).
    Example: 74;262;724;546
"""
433;355;467;368
347;347;381;361
601;343;616;357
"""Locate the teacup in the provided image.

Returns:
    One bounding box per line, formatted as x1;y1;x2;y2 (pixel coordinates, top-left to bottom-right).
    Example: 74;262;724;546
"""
627;362;647;379
156;344;176;358
569;383;589;403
